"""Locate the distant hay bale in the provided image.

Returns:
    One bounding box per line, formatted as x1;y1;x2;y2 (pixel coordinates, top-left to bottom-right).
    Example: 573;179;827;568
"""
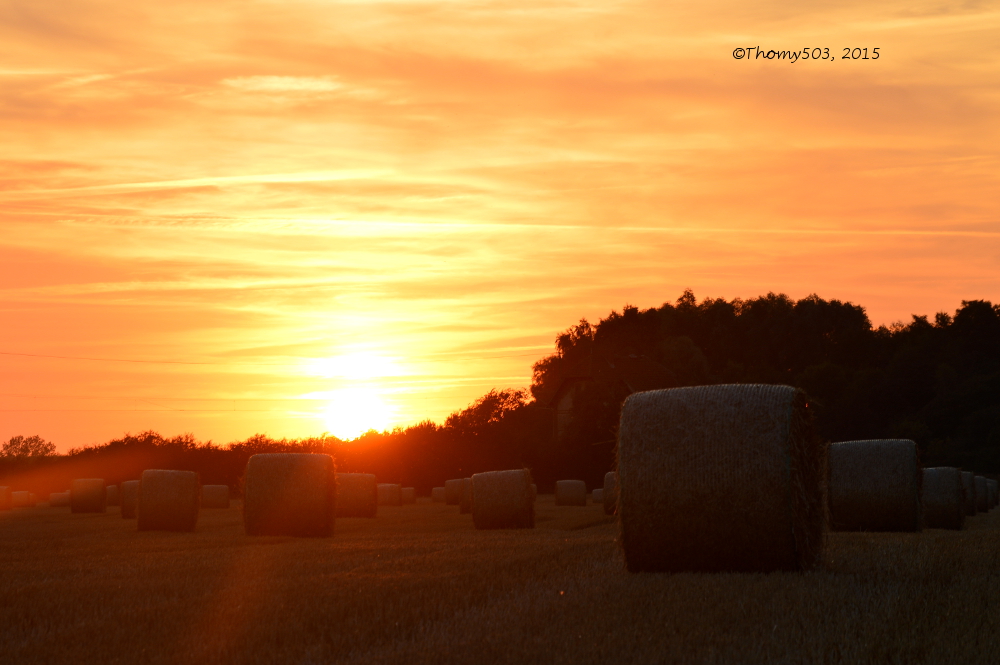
377;483;402;507
0;486;10;510
12;491;32;508
471;469;534;530
618;384;825;573
201;485;231;509
603;471;618;516
71;478;107;514
975;476;988;512
401;487;416;504
829;439;921;532
49;492;70;507
137;470;200;532
459;478;472;514
530;484;537;502
243;453;336;537
335;474;377;517
431;487;446;503
990;479;999;509
106;485;120;506
445;479;464;505
555;480;587;506
961;472;976;515
592;488;604;504
120;480;140;519
921;467;964;530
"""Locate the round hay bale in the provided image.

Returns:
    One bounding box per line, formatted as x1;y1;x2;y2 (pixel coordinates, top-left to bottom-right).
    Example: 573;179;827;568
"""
445;479;464;505
137;470;200;532
431;487;446;503
603;471;618;516
201;485;231;509
401;487;416;504
471;469;534;530
243;453;336;537
459;478;473;514
555;480;587;506
592;488;604;504
921;467;964;530
961;471;976;515
829;439;921;532
106;485;120;507
377;483;402;507
70;478;106;514
530;484;537;502
989;479;999;509
975;476;988;512
336;474;377;517
618;384;825;573
0;486;10;510
49;492;70;507
120;480;140;519
12;491;33;508
29;493;37;505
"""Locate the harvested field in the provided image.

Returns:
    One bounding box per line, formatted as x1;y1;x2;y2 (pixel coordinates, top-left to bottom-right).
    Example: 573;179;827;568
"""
1;495;999;664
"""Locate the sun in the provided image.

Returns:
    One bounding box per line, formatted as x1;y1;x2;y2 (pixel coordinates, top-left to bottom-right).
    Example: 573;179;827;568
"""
322;387;392;440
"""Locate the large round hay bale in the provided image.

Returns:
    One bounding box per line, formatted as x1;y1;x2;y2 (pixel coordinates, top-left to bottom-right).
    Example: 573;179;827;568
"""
70;478;106;514
120;480;140;519
49;492;70;507
603;471;618;516
592;488;604;504
921;467;964;530
445;479;464;505
12;491;33;508
431;487;446;503
618;384;825;573
243;453;336;537
106;485;120;507
377;483;402;507
137;470;200;532
459;478;473;514
336;474;377;517
471;469;534;530
829;439;921;532
961;471;976;515
975;476;988;512
0;486;10;510
555;480;587;506
401;487;416;504
201;485;231;509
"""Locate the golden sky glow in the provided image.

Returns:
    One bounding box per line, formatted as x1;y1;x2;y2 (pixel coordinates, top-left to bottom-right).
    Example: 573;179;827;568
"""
1;1;998;448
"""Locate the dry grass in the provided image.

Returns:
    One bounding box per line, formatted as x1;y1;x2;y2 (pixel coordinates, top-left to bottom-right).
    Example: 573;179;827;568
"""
2;496;999;664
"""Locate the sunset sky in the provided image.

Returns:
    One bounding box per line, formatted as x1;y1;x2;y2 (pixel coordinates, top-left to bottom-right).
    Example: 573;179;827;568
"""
2;1;998;449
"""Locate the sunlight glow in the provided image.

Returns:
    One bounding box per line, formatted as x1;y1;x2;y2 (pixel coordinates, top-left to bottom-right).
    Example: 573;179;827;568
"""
306;352;404;381
322;387;393;439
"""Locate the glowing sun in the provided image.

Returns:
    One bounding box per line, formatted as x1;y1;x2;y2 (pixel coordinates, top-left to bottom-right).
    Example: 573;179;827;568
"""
322;387;392;439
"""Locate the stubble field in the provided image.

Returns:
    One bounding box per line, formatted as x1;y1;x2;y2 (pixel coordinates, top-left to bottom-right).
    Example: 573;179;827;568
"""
2;496;999;664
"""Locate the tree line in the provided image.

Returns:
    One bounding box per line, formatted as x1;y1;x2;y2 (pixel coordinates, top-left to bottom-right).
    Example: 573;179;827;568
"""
3;291;998;496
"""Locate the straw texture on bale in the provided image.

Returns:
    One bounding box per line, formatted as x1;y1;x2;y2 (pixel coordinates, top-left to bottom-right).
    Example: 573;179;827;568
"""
592;488;604;504
603;471;618;515
12;491;33;508
49;492;70;507
120;480;140;519
431;487;446;503
471;469;534;530
921;467;964;530
401;487;416;504
445;479;464;505
377;483;402;507
243;454;336;537
829;439;921;532
201;485;230;509
0;486;11;510
555;480;587;506
618;384;825;573
975;476;988;512
961;472;976;515
459;478;472;514
105;485;120;506
137;470;200;532
71;478;107;514
335;474;377;517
